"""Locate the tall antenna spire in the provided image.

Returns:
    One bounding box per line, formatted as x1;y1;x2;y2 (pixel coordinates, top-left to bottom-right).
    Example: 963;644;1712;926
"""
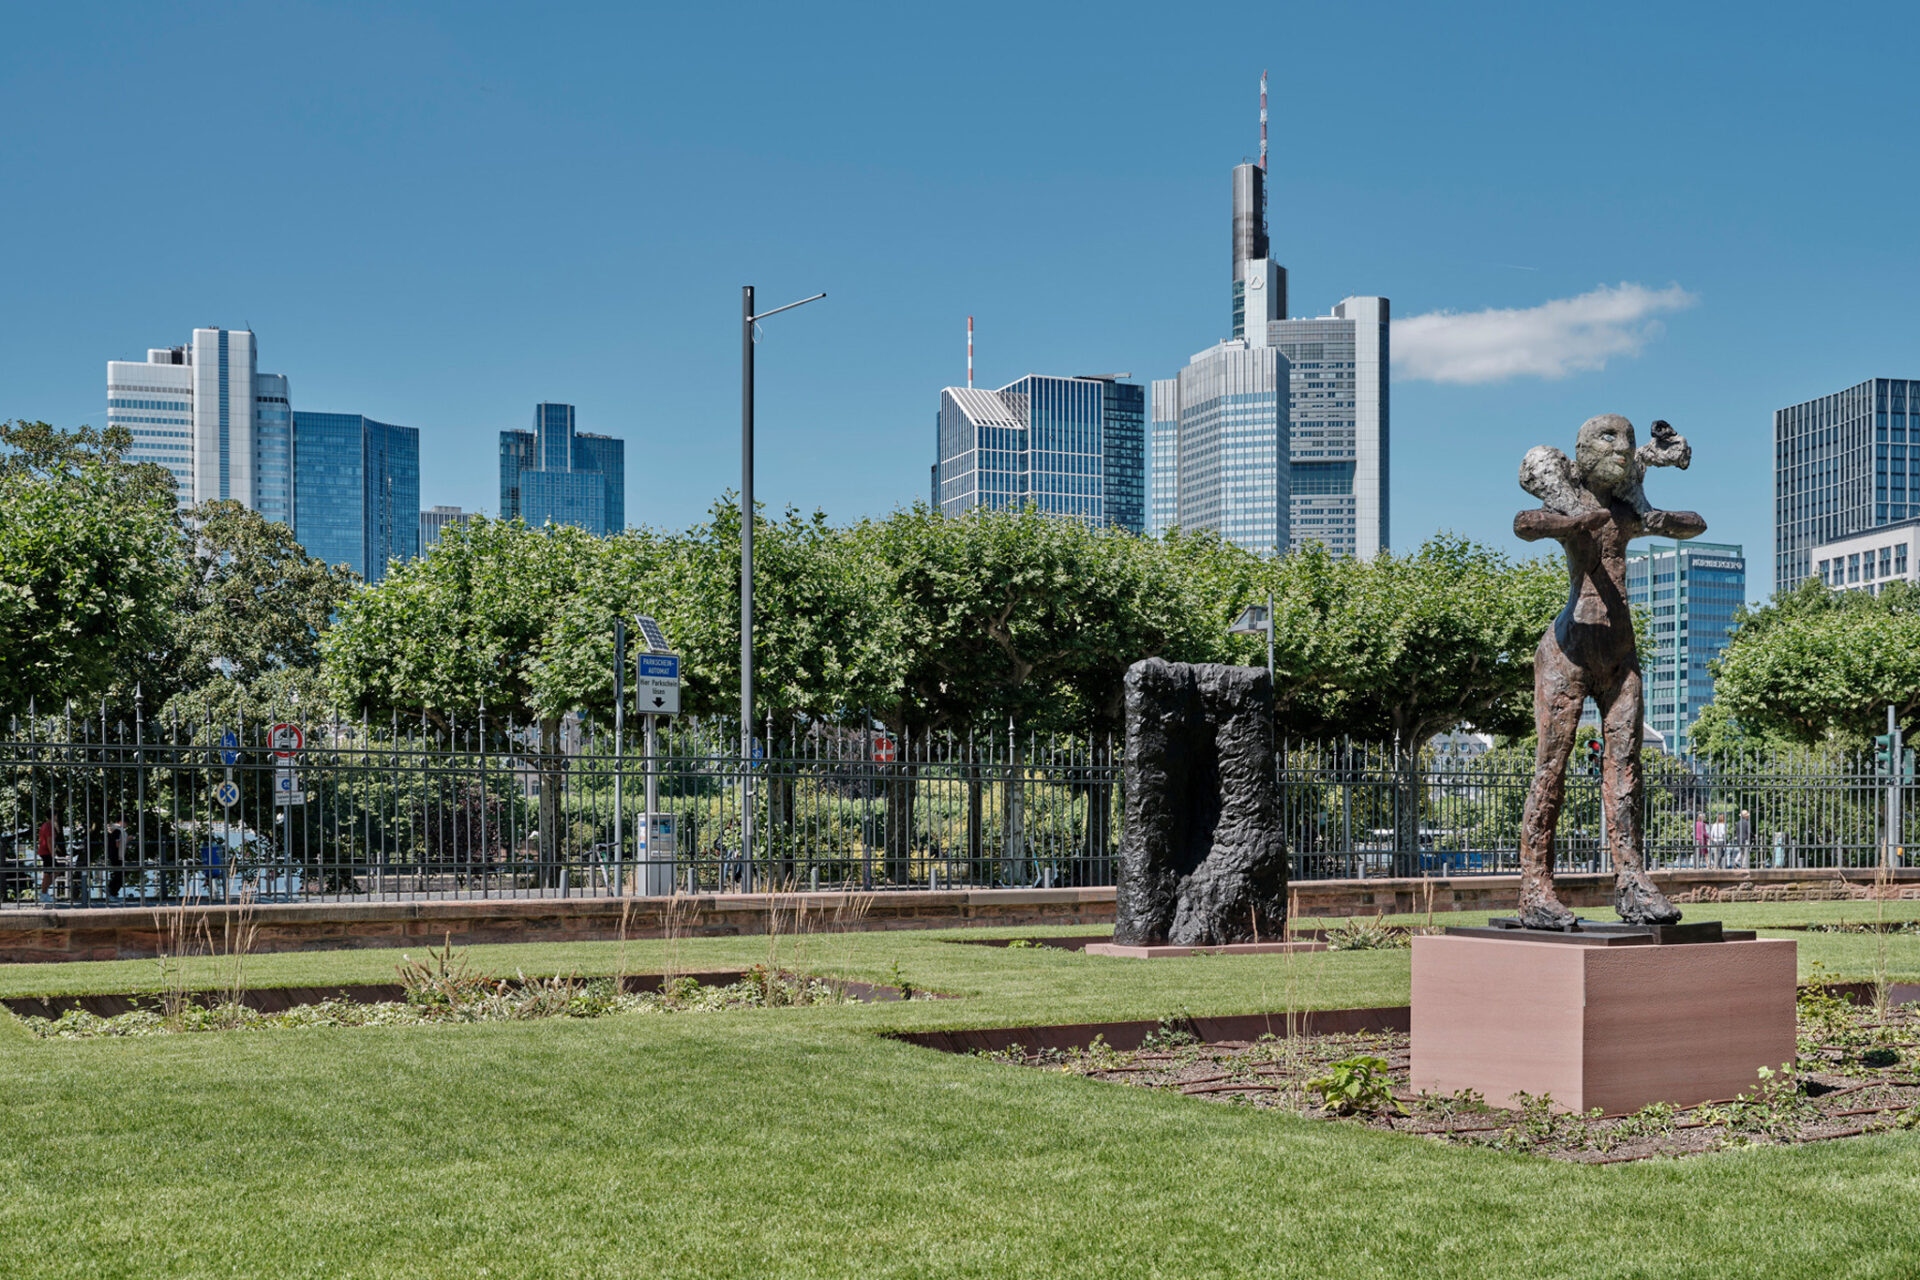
1259;69;1268;172
967;315;974;389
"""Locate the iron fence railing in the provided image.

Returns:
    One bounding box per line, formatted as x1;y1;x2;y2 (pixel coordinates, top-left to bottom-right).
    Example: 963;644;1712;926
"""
0;706;1910;909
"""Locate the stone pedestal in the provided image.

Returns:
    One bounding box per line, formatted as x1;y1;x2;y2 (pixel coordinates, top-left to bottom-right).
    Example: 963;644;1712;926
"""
1409;934;1797;1113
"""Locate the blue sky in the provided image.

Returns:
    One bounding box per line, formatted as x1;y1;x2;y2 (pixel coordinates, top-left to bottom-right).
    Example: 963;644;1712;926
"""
5;0;1917;593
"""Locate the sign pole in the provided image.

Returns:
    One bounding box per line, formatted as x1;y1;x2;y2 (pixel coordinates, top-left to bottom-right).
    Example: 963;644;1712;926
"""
646;712;660;893
613;620;626;896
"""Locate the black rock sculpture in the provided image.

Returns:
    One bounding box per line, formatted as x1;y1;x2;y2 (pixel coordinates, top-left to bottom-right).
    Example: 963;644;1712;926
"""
1114;658;1288;947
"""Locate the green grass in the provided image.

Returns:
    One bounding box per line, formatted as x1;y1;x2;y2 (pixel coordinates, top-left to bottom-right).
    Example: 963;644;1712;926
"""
3;902;1920;1277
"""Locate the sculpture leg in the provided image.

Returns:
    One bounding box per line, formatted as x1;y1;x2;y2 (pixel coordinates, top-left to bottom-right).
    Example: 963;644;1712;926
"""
1517;643;1583;929
1599;669;1680;924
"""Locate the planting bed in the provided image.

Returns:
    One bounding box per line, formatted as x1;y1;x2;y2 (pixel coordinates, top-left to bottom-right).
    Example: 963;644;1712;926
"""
940;979;1920;1163
10;966;930;1039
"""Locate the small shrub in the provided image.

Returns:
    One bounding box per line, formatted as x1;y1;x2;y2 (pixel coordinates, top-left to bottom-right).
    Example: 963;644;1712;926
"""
1306;1055;1405;1115
1138;1017;1199;1050
1324;916;1410;951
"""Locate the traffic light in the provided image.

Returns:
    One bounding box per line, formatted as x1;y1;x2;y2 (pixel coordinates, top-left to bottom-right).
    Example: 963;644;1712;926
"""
1906;748;1916;785
1874;733;1896;775
1583;737;1603;775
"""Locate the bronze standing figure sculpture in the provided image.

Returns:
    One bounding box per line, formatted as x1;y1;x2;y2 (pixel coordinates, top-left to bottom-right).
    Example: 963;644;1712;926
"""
1513;415;1706;928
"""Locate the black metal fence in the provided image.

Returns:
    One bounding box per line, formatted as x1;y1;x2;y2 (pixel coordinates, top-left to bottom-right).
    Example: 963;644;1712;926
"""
1;707;1910;909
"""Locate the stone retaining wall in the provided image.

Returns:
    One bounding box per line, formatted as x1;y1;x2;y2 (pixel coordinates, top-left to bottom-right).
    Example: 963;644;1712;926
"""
2;868;1914;963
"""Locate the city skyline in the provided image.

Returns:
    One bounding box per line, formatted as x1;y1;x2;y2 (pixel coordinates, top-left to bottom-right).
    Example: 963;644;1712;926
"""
10;4;1920;591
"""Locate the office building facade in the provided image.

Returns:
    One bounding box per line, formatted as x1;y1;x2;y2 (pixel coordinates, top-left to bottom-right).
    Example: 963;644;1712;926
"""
1151;342;1291;553
1775;377;1920;595
1149;163;1389;558
420;505;469;550
1626;540;1746;755
499;402;626;535
933;375;1147;534
1811;519;1920;593
292;412;420;582
107;327;292;519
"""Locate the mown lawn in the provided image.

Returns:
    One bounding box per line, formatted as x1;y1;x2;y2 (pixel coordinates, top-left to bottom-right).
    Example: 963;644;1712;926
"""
2;901;1919;1278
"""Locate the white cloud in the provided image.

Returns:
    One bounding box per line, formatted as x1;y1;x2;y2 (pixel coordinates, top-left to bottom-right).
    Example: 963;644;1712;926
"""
1392;283;1697;385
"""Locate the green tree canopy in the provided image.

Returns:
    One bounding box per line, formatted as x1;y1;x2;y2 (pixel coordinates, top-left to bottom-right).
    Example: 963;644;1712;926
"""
1699;578;1920;750
0;420;180;717
321;515;605;733
146;500;359;726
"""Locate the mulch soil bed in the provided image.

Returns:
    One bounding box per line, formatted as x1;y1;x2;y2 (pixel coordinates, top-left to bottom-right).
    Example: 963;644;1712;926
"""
975;984;1920;1163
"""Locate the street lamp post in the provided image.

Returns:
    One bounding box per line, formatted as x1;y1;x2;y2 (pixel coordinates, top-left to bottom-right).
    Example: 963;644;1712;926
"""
740;285;826;888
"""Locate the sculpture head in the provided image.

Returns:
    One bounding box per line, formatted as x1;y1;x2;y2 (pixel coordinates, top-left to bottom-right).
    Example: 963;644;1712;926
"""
1574;414;1636;495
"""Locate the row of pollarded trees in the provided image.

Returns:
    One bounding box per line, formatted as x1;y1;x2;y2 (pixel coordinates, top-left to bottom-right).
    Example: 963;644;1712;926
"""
318;502;1567;868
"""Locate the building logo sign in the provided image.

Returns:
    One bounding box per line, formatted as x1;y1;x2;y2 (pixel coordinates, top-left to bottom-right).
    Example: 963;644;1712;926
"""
1690;559;1744;571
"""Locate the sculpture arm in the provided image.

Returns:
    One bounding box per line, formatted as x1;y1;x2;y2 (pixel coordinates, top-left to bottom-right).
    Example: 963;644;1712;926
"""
1514;507;1608;542
1642;509;1708;540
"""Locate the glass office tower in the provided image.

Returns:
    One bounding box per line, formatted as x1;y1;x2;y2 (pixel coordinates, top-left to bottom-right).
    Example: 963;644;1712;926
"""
1268;299;1389;560
107;327;292;516
1626;540;1746;755
1151;342;1291;553
1148;164;1389;558
933;374;1147;533
292;412;421;582
1774;378;1920;595
499;402;626;535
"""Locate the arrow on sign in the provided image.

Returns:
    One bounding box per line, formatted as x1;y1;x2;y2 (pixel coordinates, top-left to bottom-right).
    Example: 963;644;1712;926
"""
652;696;665;708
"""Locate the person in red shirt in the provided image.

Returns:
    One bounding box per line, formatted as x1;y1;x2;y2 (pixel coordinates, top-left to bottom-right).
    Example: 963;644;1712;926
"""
36;807;63;902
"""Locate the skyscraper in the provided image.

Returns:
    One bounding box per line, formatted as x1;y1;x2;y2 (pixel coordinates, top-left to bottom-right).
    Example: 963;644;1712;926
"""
499;402;626;536
1626;541;1746;755
1150;156;1390;559
1774;378;1920;595
933;374;1148;534
106;328;292;520
420;505;469;550
292;412;421;582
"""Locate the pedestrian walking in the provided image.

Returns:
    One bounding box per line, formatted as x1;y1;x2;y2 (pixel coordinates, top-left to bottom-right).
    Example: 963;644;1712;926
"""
1772;829;1788;868
1710;815;1728;868
1694;812;1708;867
1736;809;1752;870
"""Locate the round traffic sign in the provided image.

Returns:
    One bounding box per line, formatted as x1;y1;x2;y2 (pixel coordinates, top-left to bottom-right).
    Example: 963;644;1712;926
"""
873;736;896;764
269;723;304;757
220;730;241;766
214;781;240;808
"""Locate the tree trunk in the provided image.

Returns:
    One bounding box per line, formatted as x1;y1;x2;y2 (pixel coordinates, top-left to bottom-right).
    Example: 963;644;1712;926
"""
1003;735;1027;887
539;715;565;887
1079;740;1114;886
1394;744;1423;877
966;757;986;885
883;759;916;885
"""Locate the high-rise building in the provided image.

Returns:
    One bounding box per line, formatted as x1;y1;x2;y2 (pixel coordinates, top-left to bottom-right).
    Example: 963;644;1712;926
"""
1150;160;1390;559
420;505;469;550
933;375;1148;534
1152;341;1291;553
1626;540;1746;755
1774;378;1920;595
499;402;625;536
106;328;292;520
292;412;420;582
